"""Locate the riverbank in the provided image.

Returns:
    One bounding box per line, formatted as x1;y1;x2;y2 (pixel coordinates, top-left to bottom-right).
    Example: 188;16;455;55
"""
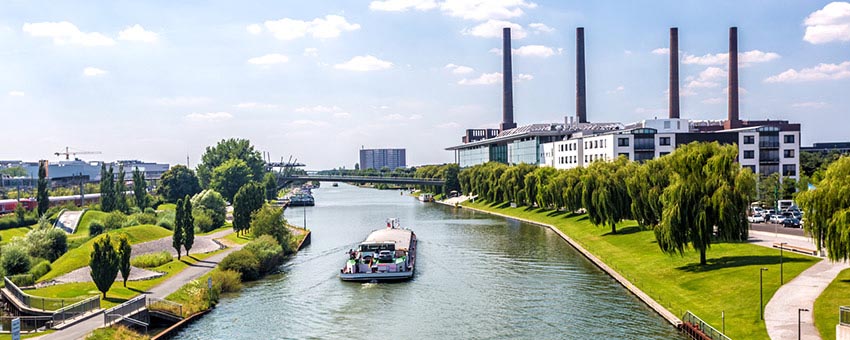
456;200;819;339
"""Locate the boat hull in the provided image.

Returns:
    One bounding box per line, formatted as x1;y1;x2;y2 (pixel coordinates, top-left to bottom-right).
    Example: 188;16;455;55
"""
339;271;414;282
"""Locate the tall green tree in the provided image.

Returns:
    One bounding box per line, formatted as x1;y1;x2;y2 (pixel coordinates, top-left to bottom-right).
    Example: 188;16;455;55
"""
36;160;49;217
132;168;147;210
191;189;227;229
157;165;202;203
100;164;116;212
797;156;850;261
656;142;754;265
251;204;291;252
182;196;195;255
233;182;265;236
757;172;781;209
114;164;128;213
173;198;185;260
89;234;119;298
263;172;278;201
210;159;253;202
780;177;797;200
196;138;265;188
626;158;670;229
118;236;132;287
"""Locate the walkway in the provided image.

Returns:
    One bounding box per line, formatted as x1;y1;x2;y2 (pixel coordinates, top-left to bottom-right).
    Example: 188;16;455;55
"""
749;229;850;340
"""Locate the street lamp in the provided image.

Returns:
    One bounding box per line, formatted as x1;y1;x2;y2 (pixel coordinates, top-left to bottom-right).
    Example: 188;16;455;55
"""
798;308;809;340
760;267;769;320
779;242;787;284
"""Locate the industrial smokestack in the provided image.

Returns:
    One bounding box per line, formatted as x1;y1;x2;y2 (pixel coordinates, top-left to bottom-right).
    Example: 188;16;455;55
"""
669;27;680;119
576;27;587;124
727;27;741;129
500;27;516;131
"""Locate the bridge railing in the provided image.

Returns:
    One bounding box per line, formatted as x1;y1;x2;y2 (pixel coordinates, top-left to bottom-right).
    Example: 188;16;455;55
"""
0;315;53;333
681;311;731;340
3;277;92;312
52;295;100;326
147;297;183;318
103;295;147;327
841;306;850;326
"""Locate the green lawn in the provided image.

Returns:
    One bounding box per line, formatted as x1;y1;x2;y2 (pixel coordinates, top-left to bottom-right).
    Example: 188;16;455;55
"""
27;250;221;309
38;225;172;282
221;231;252;245
198;223;231;236
0;330;55;340
156;203;176;211
814;268;850;340
0;225;34;245
464;201;820;340
74;210;107;238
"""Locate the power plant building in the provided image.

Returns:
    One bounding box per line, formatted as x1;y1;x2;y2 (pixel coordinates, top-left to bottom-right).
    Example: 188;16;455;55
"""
359;148;406;170
446;27;801;179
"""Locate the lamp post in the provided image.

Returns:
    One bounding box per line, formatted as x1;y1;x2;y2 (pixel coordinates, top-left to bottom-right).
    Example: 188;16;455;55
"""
760;267;769;320
798;308;809;340
780;242;787;284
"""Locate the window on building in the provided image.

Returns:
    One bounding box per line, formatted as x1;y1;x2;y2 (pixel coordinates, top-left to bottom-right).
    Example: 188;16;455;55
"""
664;121;671;129
743;150;754;159
743;135;755;144
782;164;796;177
744;165;756;173
660;152;670;157
784;149;795;158
618;152;629;159
784;135;795;144
659;137;671;146
618;138;629;147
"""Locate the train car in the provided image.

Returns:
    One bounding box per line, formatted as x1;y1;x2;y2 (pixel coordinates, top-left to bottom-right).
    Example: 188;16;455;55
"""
0;198;37;214
0;192;112;214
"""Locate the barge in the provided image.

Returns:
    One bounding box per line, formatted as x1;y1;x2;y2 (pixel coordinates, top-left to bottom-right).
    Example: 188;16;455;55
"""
340;218;417;282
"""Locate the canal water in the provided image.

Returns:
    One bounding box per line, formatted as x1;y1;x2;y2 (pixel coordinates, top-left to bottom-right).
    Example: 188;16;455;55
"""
175;183;685;339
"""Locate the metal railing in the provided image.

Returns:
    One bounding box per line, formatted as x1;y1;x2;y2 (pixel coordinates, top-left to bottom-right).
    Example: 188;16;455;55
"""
0;315;54;333
681;311;732;340
147;297;184;318
103;295;147;327
3;277;91;312
841;306;850;326
51;295;100;326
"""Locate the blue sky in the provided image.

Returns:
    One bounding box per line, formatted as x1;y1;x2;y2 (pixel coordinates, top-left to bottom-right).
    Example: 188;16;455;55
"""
1;1;848;169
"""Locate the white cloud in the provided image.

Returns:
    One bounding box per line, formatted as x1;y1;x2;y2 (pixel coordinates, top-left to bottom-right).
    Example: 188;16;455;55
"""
458;72;501;85
607;85;625;94
529;22;554;33
83;67;107;77
682;50;780;66
686;67;725;89
803;2;850;44
234;102;278;109
384;113;406;120
792;101;828;108
513;45;555;57
291;119;329;127
156;96;211;106
303;47;319;57
765;61;850;82
118;24;158;43
334;55;393;71
22;21;114;46
722;87;748;95
260;15;360;40
701;97;724;104
687;80;718;88
409;114;423;120
624;50;633;56
248;54;289;65
651;48;669;55
8;91;25;97
516;73;533;82
369;0;437;11
296;105;343;113
333;112;351;118
437;122;461;129
246;24;263;35
440;0;537;21
445;63;474;74
185;112;233;122
463;20;526;39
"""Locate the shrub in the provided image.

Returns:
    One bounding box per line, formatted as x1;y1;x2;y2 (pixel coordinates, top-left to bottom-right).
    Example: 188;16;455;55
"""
193;209;216;233
191;190;227;229
129;207;142;214
2;246;31;276
130;251;173;268
29;260;51;279
25;227;68;262
212;269;243;293
219;249;260;281
89;220;105;237
244;235;283;273
104;211;126;230
144;207;156;215
251;205;291;253
156;211;175;230
8;274;35;287
0;213;37;230
124;212;157;227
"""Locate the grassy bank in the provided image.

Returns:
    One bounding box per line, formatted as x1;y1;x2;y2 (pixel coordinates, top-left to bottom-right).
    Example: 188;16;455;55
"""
463;200;819;340
814;268;850;339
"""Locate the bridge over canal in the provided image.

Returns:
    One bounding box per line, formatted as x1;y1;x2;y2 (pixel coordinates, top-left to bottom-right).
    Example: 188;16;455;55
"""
276;174;445;188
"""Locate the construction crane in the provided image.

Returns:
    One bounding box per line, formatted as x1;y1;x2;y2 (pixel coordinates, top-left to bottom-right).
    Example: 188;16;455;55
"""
54;146;102;160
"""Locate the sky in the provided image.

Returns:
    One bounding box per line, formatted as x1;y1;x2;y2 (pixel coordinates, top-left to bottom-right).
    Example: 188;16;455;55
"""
1;1;849;169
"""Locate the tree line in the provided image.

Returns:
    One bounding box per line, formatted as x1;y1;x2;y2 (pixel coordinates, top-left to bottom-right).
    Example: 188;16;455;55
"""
459;142;754;265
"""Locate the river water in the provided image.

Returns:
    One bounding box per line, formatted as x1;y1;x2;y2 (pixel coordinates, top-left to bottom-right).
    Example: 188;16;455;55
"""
175;183;684;339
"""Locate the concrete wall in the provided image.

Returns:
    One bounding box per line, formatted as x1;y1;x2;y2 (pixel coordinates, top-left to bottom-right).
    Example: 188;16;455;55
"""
838;324;850;340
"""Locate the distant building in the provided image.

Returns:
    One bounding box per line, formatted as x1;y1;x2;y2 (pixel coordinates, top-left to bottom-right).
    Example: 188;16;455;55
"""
359;148;406;170
0;159;170;187
801;142;850;154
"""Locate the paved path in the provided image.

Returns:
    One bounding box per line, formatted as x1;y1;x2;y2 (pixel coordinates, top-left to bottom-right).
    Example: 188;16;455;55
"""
33;231;242;340
55;210;85;234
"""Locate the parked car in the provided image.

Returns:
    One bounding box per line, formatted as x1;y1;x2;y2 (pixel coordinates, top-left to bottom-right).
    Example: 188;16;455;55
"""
747;214;765;223
782;217;801;228
770;214;786;224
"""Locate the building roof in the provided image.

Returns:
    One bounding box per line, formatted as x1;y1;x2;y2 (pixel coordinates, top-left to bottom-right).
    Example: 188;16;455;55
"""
364;228;414;251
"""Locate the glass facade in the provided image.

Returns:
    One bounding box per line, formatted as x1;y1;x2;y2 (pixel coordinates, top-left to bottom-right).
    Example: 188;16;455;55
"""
459;146;490;168
359;149;406;170
508;139;539;165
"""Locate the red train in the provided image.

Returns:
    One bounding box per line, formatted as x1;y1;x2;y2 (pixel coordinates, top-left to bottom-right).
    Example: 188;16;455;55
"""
0;193;103;214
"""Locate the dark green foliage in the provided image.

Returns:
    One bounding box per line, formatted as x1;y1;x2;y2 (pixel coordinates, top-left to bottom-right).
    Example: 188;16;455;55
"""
244;235;283;273
100;164;116;212
29;260;51;280
250;205;291;253
193;209;215;232
219;249;260;281
781;176;797;199
182;196;195;254
797;156;850;261
263;172;278;201
89;234;119;298
0;212;37;230
196;138;265;188
15;203;27;223
124;212;157;227
118;236;132;287
104;211;126;230
8;274;35;287
130;251;172;268
2;246;31;276
233;182;265;236
212;269;243;293
157;165;201;203
89;220;105;237
626;158;670;229
191;190;226;229
26;226;68;262
115;164;128;213
210;159;253;202
133;168;148;210
757;172;781;209
173;198;184;260
37;161;49;217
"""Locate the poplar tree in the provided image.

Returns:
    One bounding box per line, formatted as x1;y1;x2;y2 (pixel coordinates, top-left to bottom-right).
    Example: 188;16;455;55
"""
90;234;119;298
233;182;265;236
100;165;115;212
36;160;49;217
118;236;132;287
132;168;147;210
115;164;128;213
182;196;195;255
173;198;184;260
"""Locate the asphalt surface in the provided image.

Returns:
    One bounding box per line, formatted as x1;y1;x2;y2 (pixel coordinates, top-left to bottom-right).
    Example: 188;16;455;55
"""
750;222;806;237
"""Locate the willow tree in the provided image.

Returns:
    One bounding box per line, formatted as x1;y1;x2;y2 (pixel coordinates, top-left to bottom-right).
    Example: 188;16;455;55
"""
657;142;754;265
580;158;632;234
626;158;671;229
797;156;850;261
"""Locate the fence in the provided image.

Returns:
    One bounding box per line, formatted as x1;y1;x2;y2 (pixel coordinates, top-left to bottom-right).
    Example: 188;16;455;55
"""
3;277;92;312
147;297;183;318
104;295;148;327
0;315;53;333
681;311;732;340
841;306;850;326
51;295;101;326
